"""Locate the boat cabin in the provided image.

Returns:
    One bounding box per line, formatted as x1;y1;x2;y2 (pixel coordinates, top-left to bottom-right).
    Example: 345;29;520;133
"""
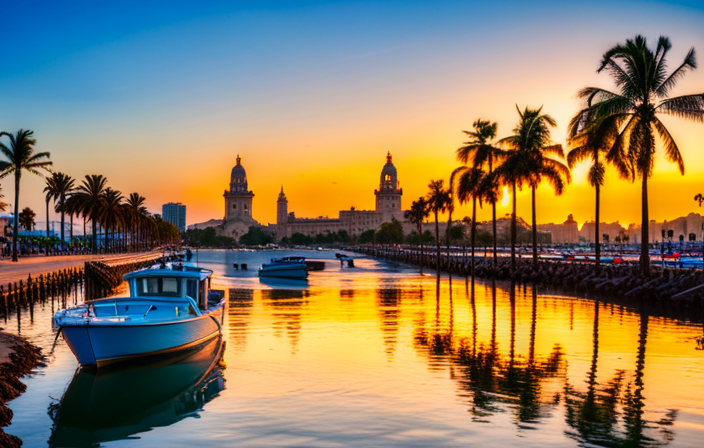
124;264;214;311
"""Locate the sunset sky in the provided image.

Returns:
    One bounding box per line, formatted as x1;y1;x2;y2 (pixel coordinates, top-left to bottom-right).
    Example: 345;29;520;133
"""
1;0;703;232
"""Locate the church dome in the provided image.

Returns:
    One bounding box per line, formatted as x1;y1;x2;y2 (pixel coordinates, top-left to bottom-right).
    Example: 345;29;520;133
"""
379;152;398;191
230;155;248;193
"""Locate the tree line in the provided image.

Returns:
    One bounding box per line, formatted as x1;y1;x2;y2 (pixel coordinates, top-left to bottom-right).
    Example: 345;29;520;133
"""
0;130;180;261
405;35;703;277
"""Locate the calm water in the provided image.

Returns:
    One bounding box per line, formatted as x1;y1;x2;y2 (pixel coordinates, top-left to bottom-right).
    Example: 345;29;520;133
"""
5;249;704;447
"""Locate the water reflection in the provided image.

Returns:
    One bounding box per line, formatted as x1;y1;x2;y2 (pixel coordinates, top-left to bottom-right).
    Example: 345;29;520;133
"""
48;336;226;447
262;289;309;353
564;304;678;447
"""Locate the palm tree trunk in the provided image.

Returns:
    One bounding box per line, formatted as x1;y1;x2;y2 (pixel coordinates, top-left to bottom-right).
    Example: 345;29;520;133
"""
418;222;424;275
60;199;65;248
471;196;477;278
91;218;97;253
490;157;497;268
12;173;20;262
435;210;440;272
531;185;538;267
641;176;650;276
511;181;517;273
595;183;601;273
83;216;87;249
46;198;50;238
70;213;74;246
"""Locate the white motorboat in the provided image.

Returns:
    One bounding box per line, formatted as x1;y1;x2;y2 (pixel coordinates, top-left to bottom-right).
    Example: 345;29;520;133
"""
258;256;309;279
53;263;225;368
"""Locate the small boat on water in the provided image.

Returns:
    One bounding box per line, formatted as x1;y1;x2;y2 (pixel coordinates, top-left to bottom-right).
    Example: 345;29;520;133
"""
53;263;226;368
258;256;309;279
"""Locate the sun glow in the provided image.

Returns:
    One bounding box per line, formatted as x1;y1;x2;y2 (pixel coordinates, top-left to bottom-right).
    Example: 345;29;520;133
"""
500;186;510;207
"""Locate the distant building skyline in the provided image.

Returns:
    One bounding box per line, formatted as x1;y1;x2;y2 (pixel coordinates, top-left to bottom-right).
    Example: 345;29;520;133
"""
162;202;187;233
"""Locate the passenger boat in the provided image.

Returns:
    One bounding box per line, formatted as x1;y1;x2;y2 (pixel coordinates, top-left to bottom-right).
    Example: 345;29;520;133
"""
53;263;226;368
258;256;309;279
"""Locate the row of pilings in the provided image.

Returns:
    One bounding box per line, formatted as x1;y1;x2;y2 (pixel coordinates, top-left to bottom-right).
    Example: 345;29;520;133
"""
353;246;704;314
0;268;84;319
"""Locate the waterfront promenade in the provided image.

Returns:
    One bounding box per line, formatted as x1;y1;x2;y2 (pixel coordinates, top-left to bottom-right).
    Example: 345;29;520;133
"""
0;251;162;285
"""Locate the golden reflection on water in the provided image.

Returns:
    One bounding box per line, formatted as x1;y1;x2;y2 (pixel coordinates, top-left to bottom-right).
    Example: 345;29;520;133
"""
5;252;704;447
221;267;704;447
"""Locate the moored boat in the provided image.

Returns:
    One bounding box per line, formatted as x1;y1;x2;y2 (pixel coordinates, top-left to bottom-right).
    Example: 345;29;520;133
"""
53;263;225;368
258;256;309;279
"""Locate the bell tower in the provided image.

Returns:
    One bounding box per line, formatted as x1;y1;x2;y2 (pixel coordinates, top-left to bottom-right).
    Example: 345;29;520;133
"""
276;186;288;241
374;152;403;222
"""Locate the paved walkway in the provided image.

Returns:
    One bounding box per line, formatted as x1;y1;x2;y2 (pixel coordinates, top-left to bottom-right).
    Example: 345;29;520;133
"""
0;251;162;285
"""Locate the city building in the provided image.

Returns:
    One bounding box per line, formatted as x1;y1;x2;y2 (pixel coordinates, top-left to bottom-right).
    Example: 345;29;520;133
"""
162;202;187;232
537;214;579;243
275;152;407;241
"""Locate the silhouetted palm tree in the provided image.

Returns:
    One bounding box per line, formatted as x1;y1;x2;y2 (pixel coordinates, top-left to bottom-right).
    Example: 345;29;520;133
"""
43;178;55;238
426;180;451;271
499;106;570;267
404;197;430;274
0;129;52;261
456;167;487;277
125;193;148;251
568;116;626;272
457;119;503;267
73;175;108;252
18;207;36;231
571;35;704;275
100;187;124;252
50;172;75;246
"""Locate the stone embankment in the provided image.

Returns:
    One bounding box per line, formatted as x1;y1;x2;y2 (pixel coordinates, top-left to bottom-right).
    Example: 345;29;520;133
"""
0;333;44;448
353;246;704;307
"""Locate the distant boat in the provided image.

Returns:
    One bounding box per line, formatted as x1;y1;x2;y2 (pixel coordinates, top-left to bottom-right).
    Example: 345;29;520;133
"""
53;263;226;368
258;256;309;279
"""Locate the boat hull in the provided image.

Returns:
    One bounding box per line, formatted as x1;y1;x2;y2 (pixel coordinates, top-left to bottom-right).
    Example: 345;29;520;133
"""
61;307;224;367
258;265;309;279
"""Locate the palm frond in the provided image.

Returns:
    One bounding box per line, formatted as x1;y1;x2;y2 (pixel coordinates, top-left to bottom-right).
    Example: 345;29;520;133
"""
653;117;685;174
656;47;696;98
657;93;704;122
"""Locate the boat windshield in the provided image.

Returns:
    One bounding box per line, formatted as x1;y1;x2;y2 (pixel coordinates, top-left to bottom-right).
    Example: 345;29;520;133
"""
137;277;182;297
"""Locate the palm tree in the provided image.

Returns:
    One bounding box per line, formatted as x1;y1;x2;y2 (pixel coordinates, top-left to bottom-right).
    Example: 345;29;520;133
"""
456;167;486;277
125;192;148;251
18;207;36;231
43;177;55;238
571;35;704;275
457;119;503;267
49;172;75;247
73;174;108;252
100;187;124;252
499;106;570;267
568;117;626;272
404;197;430;274
426;179;451;271
0;129;52;261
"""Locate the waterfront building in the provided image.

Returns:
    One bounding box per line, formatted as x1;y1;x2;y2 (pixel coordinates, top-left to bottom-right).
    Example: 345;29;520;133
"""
276;152;406;241
189;155;262;239
162;202;187;232
537;214;579;243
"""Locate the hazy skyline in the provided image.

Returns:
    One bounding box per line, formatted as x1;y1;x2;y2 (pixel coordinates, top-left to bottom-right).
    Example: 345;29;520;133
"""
2;1;703;229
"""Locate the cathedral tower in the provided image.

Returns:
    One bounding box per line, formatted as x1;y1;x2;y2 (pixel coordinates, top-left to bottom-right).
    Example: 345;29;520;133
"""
374;152;403;222
276;185;288;241
224;155;255;222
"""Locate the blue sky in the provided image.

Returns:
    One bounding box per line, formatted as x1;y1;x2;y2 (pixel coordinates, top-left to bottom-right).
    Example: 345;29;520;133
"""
2;1;704;228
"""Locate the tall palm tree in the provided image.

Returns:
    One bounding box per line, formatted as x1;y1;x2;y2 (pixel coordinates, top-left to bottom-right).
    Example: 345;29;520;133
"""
73;174;108;252
457;119;503;267
571;35;704;276
100;187;124;252
48;172;75;246
18;207;36;231
499;106;570;267
404;197;430;274
426;179;451;271
456;167;486;277
568;117;626;272
43;178;55;238
125;192;148;251
0;129;52;261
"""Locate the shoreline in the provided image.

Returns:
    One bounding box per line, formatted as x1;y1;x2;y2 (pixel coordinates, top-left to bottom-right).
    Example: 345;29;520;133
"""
0;332;44;448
